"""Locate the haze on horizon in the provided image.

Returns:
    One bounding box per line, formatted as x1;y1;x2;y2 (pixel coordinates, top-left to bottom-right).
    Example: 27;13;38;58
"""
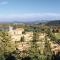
0;0;60;22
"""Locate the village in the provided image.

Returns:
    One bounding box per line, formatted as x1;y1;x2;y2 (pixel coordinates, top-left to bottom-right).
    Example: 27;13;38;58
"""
0;24;60;60
8;24;60;56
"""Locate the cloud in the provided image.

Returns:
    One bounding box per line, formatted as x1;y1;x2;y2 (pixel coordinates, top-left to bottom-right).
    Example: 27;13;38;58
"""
0;13;60;22
0;1;8;5
0;13;60;18
3;13;60;19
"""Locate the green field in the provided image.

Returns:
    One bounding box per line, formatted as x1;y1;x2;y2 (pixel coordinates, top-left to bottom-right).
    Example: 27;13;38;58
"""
55;33;60;39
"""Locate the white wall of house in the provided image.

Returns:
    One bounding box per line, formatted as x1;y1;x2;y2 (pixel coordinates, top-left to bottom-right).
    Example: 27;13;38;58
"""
9;28;24;41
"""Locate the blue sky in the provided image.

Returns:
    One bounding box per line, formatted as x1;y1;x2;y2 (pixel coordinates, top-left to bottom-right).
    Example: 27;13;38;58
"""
0;0;60;22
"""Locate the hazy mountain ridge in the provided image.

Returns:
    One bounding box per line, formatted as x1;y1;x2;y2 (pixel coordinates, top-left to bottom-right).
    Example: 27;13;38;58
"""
45;20;60;26
0;20;60;26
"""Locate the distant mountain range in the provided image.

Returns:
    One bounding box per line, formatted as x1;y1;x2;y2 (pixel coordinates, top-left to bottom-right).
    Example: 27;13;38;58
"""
45;20;60;26
0;20;60;26
12;20;60;26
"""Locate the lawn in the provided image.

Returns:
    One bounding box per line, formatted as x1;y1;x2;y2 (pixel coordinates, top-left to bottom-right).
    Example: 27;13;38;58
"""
54;33;60;39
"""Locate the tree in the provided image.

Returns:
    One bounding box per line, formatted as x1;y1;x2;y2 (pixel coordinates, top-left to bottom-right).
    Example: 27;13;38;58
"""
20;36;25;42
44;35;52;60
28;27;40;60
0;30;16;60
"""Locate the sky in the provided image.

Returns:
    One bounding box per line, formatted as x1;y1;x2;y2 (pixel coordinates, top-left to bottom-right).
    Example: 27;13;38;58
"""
0;0;60;22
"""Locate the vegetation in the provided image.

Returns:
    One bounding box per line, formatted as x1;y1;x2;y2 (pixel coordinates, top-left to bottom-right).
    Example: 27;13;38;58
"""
0;23;60;60
54;33;60;39
0;30;16;60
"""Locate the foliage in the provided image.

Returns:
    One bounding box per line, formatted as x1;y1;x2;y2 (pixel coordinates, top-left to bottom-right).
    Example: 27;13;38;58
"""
20;36;24;42
0;30;16;60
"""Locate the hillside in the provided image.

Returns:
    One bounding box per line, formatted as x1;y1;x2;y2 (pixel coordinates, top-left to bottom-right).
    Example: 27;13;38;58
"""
45;20;60;26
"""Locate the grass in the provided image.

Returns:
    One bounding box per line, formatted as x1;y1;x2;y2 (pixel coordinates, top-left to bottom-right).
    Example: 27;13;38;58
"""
54;33;60;39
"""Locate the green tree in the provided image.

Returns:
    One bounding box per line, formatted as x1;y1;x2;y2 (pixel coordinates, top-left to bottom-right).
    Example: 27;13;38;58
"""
0;30;16;60
20;36;24;42
44;35;52;60
28;27;40;60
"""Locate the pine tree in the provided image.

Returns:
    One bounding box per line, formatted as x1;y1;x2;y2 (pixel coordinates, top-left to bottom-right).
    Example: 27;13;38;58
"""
28;27;40;60
44;35;52;60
